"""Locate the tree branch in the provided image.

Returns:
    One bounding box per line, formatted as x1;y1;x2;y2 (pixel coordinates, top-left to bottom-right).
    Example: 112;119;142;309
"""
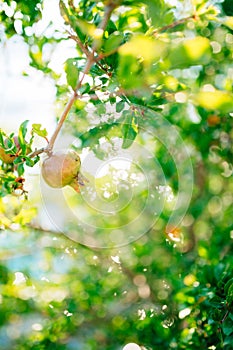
46;3;116;153
28;147;46;158
47;91;78;153
27;223;95;252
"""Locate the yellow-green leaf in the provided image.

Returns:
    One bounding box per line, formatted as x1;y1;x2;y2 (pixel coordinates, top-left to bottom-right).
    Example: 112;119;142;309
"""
65;58;79;90
122;111;138;149
119;34;168;64
104;32;124;53
167;37;211;69
32;124;48;138
223;16;233;30
193;90;233;113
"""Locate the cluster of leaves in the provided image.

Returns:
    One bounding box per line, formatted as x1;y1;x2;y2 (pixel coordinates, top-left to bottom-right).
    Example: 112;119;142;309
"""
0;122;48;197
54;0;233;156
0;222;232;349
0;0;43;38
186;259;233;349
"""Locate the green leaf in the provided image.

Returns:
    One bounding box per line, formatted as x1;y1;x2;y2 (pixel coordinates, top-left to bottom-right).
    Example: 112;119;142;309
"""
65;58;79;90
143;0;174;28
25;156;35;167
167;37;211;69
17;163;24;177
223;16;233;30
224;334;233;347
78;123;119;148
118;35;167;89
0;129;5;147
118;54;143;89
96;103;106;116
13;156;24;165
109;96;116;104
18;120;29;154
116;100;125;113
99;77;109;85
19;120;29;139
104;32;124;53
121;110;138;149
79;83;91;95
222;317;233;336
32;124;48;138
224;278;233;295
119;34;168;64
76;18;97;38
227;284;233;306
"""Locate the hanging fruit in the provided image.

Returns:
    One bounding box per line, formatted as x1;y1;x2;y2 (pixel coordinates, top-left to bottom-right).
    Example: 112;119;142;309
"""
41;150;84;192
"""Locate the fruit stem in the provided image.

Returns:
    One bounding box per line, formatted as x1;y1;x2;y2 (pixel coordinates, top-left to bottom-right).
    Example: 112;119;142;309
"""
46;92;78;153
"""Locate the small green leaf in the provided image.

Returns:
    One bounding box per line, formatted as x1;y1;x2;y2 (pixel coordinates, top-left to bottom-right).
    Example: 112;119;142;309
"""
116;100;125;113
17;163;24;176
224;334;233;346
167;37;211;69
222;317;233;336
227;284;233;306
99;77;108;85
224;278;233;295
13;156;24;165
119;34;167;64
25;156;35;167
32;124;48;138
143;0;174;27
109;96;116;104
96;103;106;115
18;120;29;154
79;123;119;148
76;18;97;37
19;120;29;139
104;32;124;53
121;110;138;149
65;58;79;90
5;138;14;151
0;129;5;147
79;83;90;95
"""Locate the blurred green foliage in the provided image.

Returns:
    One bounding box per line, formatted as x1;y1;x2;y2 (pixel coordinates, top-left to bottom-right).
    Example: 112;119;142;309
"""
0;0;233;349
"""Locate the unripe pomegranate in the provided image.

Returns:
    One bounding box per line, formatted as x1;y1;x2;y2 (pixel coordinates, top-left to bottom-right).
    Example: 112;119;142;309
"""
0;136;23;164
0;147;16;164
41;150;82;192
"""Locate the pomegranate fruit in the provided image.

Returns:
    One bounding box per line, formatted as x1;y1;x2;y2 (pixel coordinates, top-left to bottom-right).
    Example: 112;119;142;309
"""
0;147;17;164
41;150;83;192
0;136;26;164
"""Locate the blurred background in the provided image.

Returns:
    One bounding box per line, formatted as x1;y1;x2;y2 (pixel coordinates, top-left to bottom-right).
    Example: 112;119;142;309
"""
0;0;233;349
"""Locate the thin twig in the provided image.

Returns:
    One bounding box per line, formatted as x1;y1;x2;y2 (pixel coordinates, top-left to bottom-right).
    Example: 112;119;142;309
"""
69;32;112;75
95;3;116;33
68;32;90;57
96;46;120;61
153;15;196;35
